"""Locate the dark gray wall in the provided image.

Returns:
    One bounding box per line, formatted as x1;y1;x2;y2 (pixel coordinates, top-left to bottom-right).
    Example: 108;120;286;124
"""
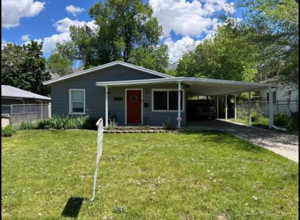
50;64;185;126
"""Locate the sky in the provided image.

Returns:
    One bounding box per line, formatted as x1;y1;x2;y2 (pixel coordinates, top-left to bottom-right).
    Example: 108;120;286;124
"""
2;0;238;64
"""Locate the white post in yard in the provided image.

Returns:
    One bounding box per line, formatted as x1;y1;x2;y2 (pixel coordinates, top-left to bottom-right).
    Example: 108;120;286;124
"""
248;91;252;126
234;95;237;120
268;87;274;128
177;81;182;129
225;95;228;120
105;86;109;128
216;96;219;119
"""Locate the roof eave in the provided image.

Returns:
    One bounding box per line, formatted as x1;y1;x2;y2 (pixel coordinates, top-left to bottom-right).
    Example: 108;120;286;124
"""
43;61;173;85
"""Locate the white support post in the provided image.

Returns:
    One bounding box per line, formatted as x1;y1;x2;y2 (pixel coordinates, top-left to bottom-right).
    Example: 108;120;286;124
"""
234;95;237;120
225;95;228;120
105;86;109;128
177;81;182;129
216;96;219;119
268;87;274;128
48;102;52;118
248;91;252;126
40;103;43;119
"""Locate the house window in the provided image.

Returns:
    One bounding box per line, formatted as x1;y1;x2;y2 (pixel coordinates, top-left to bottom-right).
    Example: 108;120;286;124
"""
153;91;168;110
152;90;184;111
69;89;85;114
169;91;183;110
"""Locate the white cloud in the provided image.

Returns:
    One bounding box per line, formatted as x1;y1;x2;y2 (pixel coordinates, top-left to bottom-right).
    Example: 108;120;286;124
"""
21;34;31;42
55;17;97;33
27;18;97;55
149;0;235;37
164;36;202;63
41;32;71;54
65;5;84;16
2;0;45;28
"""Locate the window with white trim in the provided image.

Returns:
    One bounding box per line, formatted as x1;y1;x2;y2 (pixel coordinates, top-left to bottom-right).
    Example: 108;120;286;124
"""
152;90;183;111
69;89;85;114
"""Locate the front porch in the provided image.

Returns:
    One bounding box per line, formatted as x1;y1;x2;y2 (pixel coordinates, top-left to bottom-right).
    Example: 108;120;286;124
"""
96;77;275;129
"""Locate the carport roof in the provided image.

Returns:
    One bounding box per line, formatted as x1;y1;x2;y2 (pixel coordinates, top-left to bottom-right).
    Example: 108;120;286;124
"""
96;77;275;96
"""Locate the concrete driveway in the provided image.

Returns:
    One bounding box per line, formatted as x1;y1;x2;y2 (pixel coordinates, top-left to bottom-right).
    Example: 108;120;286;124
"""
186;119;298;163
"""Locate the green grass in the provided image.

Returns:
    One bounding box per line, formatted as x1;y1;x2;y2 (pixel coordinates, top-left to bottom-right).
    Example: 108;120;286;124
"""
2;130;298;219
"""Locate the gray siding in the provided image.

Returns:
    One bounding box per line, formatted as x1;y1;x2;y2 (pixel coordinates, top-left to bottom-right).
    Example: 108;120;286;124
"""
108;84;186;127
50;64;185;126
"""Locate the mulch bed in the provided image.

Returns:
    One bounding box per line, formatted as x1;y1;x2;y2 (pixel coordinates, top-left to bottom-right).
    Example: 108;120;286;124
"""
104;128;177;133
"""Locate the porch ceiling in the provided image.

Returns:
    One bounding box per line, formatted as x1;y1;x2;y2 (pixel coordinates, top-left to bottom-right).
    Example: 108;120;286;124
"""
96;77;274;96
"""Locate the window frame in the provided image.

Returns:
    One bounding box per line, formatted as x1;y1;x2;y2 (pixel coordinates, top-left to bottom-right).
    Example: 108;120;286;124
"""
69;88;86;115
151;89;184;112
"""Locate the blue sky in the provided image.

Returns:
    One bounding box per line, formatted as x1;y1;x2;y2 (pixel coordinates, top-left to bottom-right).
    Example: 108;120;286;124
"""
2;0;238;63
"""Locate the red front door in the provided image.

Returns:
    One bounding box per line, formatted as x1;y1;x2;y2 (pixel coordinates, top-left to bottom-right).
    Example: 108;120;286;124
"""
127;90;142;124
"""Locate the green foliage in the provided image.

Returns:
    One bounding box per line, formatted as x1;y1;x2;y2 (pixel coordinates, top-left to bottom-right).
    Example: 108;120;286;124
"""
128;45;169;72
1;41;51;95
274;113;290;127
176;22;260;81
19;121;38;130
2;125;16;137
162;118;176;130
288;112;299;131
176;0;298;84
106;119;118;130
238;0;299;84
46;53;72;76
57;0;168;72
36;116;97;130
274;112;298;132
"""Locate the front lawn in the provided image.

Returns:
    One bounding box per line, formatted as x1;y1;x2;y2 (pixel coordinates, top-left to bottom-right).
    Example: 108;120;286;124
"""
2;130;298;219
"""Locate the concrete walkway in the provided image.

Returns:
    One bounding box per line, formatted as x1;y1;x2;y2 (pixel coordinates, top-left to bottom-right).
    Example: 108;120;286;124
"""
186;120;298;163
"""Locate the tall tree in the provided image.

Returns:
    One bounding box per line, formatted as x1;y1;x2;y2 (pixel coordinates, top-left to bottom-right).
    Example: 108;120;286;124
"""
176;21;260;81
128;45;168;72
57;0;167;72
47;53;73;76
238;0;299;84
1;41;51;95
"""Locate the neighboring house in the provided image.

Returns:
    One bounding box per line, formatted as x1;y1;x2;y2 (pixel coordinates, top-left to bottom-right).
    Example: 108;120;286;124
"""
44;61;270;128
259;77;298;115
1;85;51;105
1;85;51;124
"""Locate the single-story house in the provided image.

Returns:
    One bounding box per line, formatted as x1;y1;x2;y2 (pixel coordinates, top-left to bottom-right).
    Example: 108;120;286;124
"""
43;61;275;128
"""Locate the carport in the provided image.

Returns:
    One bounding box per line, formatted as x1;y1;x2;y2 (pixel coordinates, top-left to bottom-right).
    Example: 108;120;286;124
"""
96;77;275;128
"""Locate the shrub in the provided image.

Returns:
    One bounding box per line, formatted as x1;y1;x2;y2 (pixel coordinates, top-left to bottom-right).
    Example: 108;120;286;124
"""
163;118;175;130
274;113;290;127
287;112;298;132
19;121;37;129
2;125;16;137
106;119;117;130
36;116;98;130
274;112;299;132
82;117;98;130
